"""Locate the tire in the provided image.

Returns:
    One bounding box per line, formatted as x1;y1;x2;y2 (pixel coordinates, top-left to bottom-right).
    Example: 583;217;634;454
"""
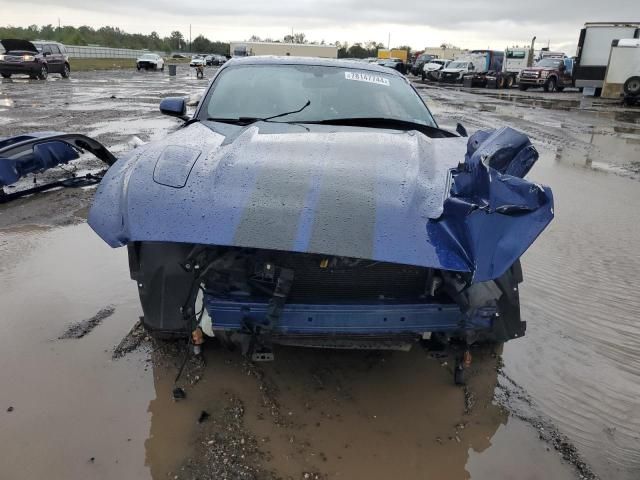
556;86;564;92
61;63;70;78
543;77;556;92
421;71;426;81
1;73;10;79
454;357;465;386
496;75;506;89
624;76;640;96
136;64;141;71
506;75;514;88
519;84;529;91
37;65;48;80
161;65;165;72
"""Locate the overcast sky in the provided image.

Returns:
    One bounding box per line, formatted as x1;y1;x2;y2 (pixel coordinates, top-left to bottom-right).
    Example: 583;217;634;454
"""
1;0;638;53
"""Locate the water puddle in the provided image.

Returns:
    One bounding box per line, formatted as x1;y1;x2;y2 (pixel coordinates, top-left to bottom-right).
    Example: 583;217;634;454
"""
0;222;578;480
504;147;640;480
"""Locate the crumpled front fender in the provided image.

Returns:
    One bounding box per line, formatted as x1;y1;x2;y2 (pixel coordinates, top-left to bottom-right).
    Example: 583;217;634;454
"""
427;127;554;282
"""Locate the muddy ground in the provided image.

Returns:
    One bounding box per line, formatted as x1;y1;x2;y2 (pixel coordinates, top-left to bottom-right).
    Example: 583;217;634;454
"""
1;69;639;480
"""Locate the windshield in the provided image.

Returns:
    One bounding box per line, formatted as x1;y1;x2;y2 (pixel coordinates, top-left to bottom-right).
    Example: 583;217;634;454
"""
536;58;563;68
199;64;437;127
506;50;526;59
447;61;468;69
141;54;156;60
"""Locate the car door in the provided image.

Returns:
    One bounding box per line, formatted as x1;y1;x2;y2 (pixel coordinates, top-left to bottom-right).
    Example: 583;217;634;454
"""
49;44;63;73
42;44;58;72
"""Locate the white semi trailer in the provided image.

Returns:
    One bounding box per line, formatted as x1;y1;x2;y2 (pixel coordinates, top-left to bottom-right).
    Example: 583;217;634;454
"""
230;42;338;59
574;22;640;93
602;38;640;100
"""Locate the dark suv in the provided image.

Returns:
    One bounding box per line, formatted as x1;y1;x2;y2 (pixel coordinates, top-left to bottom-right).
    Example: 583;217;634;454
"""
0;39;70;80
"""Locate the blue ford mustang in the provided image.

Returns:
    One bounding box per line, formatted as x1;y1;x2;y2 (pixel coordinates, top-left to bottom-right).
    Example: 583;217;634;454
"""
1;57;554;380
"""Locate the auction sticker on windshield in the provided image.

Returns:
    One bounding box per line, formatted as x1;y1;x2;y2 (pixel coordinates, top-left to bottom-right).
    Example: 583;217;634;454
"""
344;71;390;86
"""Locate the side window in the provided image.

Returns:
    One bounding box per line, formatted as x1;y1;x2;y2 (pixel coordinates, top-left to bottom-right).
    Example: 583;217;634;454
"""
50;45;60;54
42;44;52;55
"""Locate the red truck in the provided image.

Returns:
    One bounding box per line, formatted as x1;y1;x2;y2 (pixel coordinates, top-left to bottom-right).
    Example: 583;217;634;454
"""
518;56;574;92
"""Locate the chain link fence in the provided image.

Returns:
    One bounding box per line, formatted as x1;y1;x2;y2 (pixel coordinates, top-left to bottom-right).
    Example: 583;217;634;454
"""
64;45;165;59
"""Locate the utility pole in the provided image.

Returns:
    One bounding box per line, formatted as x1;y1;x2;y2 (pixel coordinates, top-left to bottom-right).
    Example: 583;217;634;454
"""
57;18;60;30
388;32;390;50
190;24;192;52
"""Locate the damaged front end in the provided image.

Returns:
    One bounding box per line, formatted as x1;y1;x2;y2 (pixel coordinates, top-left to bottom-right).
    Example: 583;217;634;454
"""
113;127;552;372
0;132;116;202
127;242;524;352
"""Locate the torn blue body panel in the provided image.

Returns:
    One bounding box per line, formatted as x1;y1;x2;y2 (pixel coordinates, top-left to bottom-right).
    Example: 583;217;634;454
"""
427;127;554;282
89;123;553;283
0;132;117;199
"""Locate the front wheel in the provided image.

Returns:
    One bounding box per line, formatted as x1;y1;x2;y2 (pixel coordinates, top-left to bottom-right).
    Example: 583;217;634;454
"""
519;84;528;91
1;73;10;79
556;86;564;92
61;63;70;78
161;65;165;72
544;77;556;92
421;71;426;81
136;64;141;71
506;75;514;88
37;65;48;80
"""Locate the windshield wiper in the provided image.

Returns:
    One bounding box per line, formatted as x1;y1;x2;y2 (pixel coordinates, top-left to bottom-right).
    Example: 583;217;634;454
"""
207;100;311;126
294;117;456;138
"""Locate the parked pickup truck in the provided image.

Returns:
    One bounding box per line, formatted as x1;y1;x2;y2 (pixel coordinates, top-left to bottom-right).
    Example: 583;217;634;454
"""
519;57;574;92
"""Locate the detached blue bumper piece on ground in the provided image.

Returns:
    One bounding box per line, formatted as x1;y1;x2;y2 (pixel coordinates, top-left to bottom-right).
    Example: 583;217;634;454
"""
0;132;117;202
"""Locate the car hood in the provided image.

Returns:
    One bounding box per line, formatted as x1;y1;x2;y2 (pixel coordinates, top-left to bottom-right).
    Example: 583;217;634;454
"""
425;63;444;70
524;67;551;72
0;39;39;53
89;122;553;281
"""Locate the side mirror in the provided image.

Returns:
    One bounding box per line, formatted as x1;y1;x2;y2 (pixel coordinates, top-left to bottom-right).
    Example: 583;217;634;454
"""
159;97;188;120
456;123;468;137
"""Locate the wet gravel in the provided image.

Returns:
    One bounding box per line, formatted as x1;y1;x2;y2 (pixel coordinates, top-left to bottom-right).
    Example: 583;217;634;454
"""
58;305;115;339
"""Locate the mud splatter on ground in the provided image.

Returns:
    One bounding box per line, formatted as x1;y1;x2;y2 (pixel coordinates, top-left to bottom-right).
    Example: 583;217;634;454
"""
59;305;115;339
112;319;150;359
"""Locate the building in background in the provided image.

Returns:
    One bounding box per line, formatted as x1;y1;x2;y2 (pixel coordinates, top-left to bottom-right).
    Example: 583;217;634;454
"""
422;46;466;60
229;41;338;58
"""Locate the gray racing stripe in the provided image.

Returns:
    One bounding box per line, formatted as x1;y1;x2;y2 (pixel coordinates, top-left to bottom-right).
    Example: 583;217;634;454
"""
233;146;316;251
308;153;376;260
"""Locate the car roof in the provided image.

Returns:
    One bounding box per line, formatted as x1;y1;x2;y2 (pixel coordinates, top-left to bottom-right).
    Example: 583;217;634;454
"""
224;56;404;76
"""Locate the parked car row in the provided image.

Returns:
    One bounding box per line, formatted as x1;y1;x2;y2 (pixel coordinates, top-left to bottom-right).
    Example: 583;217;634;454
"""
189;54;228;67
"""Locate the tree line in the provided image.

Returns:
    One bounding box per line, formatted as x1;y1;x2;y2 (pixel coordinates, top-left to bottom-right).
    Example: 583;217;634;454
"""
0;24;413;58
0;25;230;54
